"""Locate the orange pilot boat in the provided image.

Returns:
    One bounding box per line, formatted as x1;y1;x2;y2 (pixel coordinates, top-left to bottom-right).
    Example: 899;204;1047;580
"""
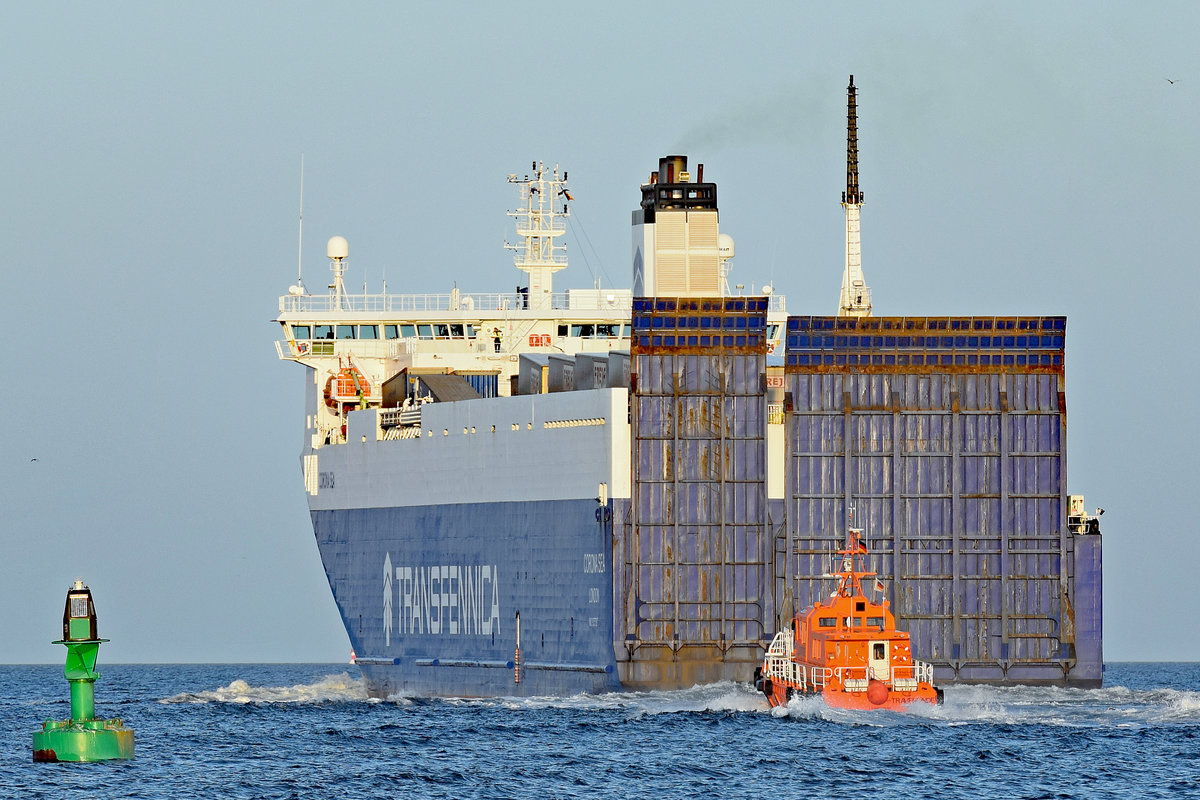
756;527;943;711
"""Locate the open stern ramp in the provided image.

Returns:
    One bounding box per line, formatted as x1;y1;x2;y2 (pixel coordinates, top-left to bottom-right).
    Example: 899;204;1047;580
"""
618;297;774;688
782;316;1102;686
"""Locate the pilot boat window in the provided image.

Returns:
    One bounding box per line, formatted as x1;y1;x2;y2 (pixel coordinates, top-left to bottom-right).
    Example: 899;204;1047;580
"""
359;325;378;340
313;325;334;340
417;324;434;339
867;616;885;628
336;325;356;339
818;617;836;628
400;324;417;338
290;325;311;339
855;601;866;611
873;642;886;660
384;325;400;339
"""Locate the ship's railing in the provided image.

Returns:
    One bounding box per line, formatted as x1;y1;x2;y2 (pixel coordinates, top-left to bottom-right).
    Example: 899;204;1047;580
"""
762;631;798;683
279;291;630;314
764;647;936;695
832;662;935;692
278;290;788;315
762;631;811;691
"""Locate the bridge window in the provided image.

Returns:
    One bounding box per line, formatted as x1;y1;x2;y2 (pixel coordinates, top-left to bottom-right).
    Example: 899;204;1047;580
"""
596;323;619;338
384;324;400;339
401;324;417;338
465;324;476;338
434;323;451;338
572;323;596;337
359;325;378;340
313;325;334;340
291;325;311;339
336;325;356;339
449;324;465;338
417;324;433;339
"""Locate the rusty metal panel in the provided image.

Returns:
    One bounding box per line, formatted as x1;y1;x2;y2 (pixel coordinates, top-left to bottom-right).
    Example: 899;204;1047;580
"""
781;315;1099;686
617;297;773;687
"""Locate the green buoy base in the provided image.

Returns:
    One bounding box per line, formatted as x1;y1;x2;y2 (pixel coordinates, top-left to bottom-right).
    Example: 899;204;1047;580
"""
32;718;133;762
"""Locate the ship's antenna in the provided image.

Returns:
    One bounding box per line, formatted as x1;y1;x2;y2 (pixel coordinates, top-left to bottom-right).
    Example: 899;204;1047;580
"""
297;155;305;291
504;161;570;310
838;76;871;317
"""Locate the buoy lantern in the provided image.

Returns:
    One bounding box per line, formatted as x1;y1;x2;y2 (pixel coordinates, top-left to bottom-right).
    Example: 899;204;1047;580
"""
32;581;134;762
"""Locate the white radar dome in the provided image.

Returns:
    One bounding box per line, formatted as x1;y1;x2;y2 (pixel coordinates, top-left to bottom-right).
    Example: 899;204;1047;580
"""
763;284;773;296
326;236;349;260
718;234;735;259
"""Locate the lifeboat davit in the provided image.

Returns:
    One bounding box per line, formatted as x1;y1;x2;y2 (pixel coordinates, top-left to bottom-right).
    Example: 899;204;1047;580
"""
324;360;371;409
755;527;943;711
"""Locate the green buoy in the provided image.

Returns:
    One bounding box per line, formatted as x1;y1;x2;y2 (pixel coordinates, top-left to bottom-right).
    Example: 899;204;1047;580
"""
32;581;133;762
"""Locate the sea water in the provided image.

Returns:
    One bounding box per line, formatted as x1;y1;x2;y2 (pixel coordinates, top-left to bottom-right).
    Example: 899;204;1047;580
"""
0;663;1196;799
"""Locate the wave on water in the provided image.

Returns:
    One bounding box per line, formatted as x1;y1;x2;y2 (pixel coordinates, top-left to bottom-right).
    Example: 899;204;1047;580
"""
160;672;372;705
772;682;1200;728
439;680;770;715
157;671;1200;728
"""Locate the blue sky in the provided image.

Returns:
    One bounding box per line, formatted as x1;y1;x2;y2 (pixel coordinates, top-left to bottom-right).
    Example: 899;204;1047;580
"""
2;2;1196;663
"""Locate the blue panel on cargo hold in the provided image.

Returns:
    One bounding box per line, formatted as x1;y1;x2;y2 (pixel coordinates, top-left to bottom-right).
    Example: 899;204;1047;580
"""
313;498;620;698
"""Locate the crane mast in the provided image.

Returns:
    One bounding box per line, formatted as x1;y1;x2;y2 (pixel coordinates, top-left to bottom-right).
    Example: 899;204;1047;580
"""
838;75;872;317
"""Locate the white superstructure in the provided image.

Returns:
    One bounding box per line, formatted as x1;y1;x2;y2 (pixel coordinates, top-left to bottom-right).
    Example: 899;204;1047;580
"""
275;162;788;450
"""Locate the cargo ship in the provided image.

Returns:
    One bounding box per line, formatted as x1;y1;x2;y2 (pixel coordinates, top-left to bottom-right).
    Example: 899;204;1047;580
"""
273;78;1102;697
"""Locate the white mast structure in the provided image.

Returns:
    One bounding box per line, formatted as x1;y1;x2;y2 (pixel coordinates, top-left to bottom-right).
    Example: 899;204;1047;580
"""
838;75;872;317
505;161;571;310
327;235;349;311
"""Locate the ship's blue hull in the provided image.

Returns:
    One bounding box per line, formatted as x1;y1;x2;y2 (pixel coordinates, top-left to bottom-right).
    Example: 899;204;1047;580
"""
313;499;621;697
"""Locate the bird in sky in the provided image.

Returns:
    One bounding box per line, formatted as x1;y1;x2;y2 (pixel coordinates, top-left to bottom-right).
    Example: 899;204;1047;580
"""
30;457;38;462
1165;78;1179;84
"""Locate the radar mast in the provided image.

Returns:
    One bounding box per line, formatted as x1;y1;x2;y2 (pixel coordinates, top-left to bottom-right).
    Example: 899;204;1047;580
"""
505;162;571;310
838;75;872;317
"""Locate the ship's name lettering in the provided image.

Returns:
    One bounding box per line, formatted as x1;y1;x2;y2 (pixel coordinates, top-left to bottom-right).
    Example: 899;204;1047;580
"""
318;471;335;489
583;553;606;574
393;565;501;636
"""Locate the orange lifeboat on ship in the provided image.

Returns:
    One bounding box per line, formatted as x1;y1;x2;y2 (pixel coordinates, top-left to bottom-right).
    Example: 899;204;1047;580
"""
324;359;371;409
755;527;943;711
